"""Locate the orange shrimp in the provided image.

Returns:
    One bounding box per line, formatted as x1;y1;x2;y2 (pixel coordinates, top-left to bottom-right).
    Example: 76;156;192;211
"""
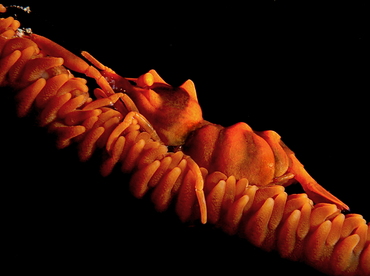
1;4;368;276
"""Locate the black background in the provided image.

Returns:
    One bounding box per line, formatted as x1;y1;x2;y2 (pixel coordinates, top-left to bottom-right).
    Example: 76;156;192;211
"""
2;1;369;275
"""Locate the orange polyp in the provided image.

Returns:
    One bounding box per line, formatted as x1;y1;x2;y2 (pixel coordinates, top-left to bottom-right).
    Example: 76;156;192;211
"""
22;57;64;83
1;38;39;57
35;74;69;109
8;46;35;83
0;50;21;84
176;169;199;222
206;180;226;224
15;78;46;117
38;92;72;126
48;122;86;149
0;4;6;13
